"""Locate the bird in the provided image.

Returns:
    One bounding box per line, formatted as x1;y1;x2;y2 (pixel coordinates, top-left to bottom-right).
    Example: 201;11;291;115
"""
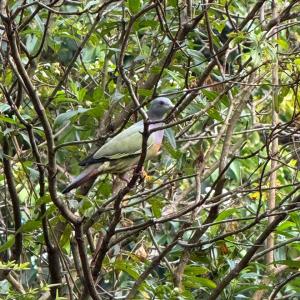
62;97;174;194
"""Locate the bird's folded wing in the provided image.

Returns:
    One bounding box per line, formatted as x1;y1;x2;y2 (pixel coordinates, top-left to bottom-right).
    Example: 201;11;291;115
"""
93;121;155;160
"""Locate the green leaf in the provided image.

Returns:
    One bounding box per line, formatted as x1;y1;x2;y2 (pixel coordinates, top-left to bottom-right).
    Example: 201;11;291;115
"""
274;260;300;269
54;108;89;127
149;197;164;218
30;6;44;31
92;87;104;100
183;275;217;289
96;181;112;197
128;0;142;14
26;34;39;54
228;31;247;44
20;132;31;147
139;89;152;97
0;261;30;270
294;58;300;71
215;208;237;222
84;0;99;10
111;89;124;102
0;236;15;253
184;265;209;276
202;89;218;101
168;0;177;7
207;108;223;121
212;19;226;34
150;66;162;74
59;224;72;250
279;87;290;100
221;94;229;107
78;88;87;102
290;212;300;231
27;167;40;181
36;194;52;206
2;127;15;136
277;38;289;50
114;259;140;279
229;160;240;181
276;220;295;232
165;128;176;149
54;91;77;104
164;141;181;159
294;58;300;66
18;220;42;233
0;103;11;113
0;115;17;125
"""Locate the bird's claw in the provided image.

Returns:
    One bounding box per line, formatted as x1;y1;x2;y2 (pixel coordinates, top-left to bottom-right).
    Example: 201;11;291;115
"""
140;169;152;182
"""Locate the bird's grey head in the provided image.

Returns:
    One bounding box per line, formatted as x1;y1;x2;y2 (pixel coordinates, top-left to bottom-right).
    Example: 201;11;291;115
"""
148;97;174;121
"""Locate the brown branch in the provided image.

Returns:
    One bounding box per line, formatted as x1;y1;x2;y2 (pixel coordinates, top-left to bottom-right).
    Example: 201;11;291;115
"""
253;257;300;300
75;224;100;300
70;238;85;282
118;2;158;119
27;125;63;297
265;0;299;31
2;13;79;224
266;0;279;268
142;0;214;92
269;271;300;300
252;237;300;261
7;272;25;294
91;0;214;152
44;0;124;108
179;180;300;248
176;0;268;115
2;137;22;263
0;84;62;296
91;122;150;280
207;193;300;300
30;9;51;59
173;179;225;289
173;124;252;284
71;0;270;202
126;226;187;300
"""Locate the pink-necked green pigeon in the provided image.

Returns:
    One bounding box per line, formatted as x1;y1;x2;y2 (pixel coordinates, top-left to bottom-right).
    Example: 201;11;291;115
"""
62;97;174;193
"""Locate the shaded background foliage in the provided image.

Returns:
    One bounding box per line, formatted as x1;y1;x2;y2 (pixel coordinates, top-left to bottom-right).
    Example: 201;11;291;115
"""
1;0;300;299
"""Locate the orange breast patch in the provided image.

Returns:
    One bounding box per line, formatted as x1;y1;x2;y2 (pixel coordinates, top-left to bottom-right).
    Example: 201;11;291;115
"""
153;143;161;152
147;144;161;158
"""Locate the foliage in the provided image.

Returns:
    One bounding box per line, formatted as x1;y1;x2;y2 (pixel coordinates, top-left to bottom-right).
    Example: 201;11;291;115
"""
1;0;300;299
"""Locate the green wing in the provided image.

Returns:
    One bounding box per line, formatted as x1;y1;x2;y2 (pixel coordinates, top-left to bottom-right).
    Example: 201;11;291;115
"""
93;121;155;160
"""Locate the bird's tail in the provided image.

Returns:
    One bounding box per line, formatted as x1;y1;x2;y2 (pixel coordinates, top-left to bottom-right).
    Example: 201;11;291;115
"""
62;165;100;194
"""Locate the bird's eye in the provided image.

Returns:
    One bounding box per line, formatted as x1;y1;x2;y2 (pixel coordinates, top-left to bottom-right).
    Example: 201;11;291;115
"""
159;101;164;105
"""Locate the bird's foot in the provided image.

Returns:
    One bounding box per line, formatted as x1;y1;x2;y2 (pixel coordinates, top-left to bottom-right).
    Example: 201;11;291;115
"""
140;169;152;182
